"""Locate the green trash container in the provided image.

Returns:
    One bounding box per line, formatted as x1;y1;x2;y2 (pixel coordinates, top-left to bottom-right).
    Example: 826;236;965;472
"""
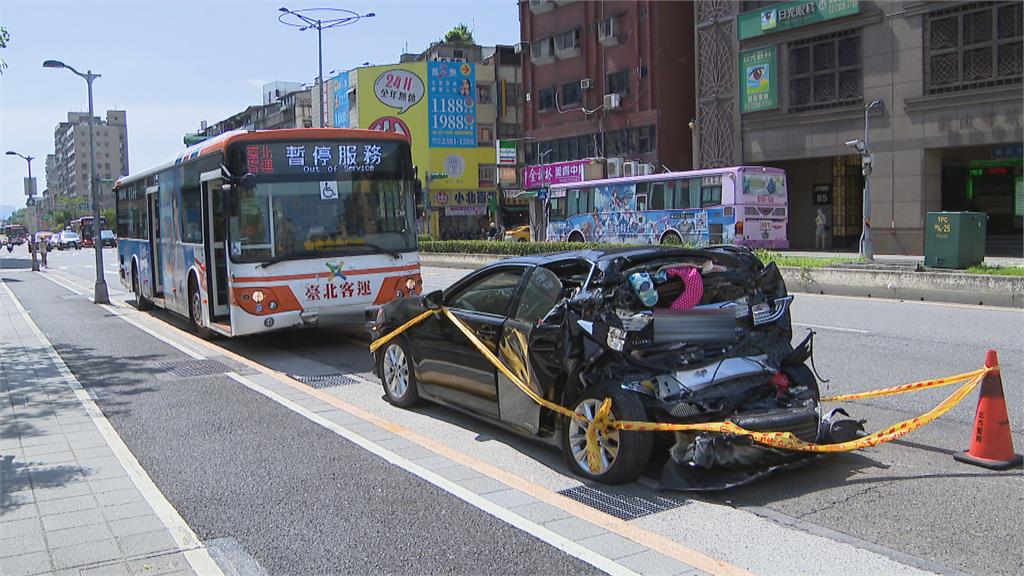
924;211;987;269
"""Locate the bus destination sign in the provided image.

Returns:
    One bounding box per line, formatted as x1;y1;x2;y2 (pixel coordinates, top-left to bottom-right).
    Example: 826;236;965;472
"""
242;141;403;176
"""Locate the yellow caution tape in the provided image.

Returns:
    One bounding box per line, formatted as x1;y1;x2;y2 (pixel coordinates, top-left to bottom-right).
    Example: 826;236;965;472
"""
819;367;988;402
369;306;994;458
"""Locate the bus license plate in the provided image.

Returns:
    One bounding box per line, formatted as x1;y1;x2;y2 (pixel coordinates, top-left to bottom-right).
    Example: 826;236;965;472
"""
760;221;772;231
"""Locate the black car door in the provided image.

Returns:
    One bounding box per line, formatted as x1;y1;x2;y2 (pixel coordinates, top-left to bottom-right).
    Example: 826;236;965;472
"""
497;265;565;434
414;265;527;418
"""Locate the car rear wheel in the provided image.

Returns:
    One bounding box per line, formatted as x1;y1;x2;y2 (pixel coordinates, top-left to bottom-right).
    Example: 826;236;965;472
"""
561;386;653;484
379;339;420;407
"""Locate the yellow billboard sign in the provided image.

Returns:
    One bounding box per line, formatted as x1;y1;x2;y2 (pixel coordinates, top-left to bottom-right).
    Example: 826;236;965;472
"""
356;63;429;184
428;147;496;190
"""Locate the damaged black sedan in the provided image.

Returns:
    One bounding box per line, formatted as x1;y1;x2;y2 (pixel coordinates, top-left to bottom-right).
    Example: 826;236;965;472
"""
370;246;857;490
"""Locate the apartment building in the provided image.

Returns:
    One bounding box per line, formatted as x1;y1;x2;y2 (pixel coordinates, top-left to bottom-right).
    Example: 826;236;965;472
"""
50;110;129;210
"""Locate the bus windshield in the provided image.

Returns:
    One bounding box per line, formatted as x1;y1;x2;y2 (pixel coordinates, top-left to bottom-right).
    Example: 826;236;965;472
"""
229;177;415;263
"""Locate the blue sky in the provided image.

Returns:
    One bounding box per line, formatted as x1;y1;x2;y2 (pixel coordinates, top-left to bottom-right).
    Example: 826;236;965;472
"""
0;0;520;208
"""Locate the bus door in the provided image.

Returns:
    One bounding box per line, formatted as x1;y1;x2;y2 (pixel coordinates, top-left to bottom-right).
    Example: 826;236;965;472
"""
200;171;229;318
147;186;163;296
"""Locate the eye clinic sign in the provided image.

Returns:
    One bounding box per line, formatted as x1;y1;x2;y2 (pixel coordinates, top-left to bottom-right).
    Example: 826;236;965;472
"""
738;0;859;40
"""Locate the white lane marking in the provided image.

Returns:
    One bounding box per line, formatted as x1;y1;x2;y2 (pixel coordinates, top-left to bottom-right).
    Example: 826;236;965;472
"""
36;270;207;360
223;372;639;576
794;322;869;334
0;280;223;576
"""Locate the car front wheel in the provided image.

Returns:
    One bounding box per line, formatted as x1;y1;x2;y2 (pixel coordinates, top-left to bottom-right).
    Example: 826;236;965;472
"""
561;386;653;484
378;339;420;407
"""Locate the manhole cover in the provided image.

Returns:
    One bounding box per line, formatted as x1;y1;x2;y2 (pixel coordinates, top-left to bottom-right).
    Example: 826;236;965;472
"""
158;359;230;378
291;373;362;388
557;485;686;521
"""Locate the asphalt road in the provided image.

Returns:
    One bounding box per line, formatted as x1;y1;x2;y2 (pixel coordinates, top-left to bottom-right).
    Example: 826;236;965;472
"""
17;246;1024;575
2;247;600;576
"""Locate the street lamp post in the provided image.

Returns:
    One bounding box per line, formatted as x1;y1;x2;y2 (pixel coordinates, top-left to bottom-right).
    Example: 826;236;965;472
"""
845;99;884;261
5;151;39;271
43;59;109;304
278;7;375;128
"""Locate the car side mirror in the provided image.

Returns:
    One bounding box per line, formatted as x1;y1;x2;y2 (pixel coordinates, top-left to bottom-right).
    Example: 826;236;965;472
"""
421;289;443;310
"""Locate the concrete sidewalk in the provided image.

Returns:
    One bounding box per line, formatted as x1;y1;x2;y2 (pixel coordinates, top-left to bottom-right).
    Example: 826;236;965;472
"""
0;277;219;576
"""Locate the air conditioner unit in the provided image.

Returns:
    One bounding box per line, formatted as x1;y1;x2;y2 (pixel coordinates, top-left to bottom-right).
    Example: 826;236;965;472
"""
513;41;528;54
606;157;624;178
638;163;655;176
623;160;638;177
580;78;593;90
598;16;620;47
603;93;621;110
529;0;555;14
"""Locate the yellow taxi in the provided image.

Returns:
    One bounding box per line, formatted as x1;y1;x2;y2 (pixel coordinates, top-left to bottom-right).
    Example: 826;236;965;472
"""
503;225;531;242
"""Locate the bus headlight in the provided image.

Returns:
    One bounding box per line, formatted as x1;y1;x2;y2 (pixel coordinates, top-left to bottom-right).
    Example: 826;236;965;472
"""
395;289;404;299
405;278;416;291
251;290;266;303
268;301;278;311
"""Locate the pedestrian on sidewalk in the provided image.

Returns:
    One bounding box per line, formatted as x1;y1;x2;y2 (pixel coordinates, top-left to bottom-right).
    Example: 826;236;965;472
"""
39;232;48;268
815;208;829;250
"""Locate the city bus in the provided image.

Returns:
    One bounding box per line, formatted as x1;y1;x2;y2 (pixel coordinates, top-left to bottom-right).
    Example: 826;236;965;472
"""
2;224;27;245
114;128;422;337
545;166;788;249
71;216;107;246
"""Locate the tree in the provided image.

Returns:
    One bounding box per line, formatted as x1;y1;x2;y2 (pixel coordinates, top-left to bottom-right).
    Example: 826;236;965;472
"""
0;26;9;74
101;208;115;227
443;23;474;45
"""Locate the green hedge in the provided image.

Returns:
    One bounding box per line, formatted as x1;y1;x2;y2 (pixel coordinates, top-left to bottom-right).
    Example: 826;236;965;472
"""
419;240;620;256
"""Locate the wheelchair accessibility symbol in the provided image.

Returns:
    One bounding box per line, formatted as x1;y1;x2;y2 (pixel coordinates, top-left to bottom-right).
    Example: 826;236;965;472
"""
320;181;338;200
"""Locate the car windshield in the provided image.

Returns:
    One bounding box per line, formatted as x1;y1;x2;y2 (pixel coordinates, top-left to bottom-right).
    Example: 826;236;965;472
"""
229;178;416;264
64;232;79;240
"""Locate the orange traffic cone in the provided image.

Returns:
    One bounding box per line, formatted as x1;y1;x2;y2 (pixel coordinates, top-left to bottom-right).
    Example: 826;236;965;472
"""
954;350;1023;470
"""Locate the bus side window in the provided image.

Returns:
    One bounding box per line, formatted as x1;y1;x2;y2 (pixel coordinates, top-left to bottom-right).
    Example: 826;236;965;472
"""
688;179;701;208
650;183;665;210
583;187;594;214
634;183;648;212
701;185;722;207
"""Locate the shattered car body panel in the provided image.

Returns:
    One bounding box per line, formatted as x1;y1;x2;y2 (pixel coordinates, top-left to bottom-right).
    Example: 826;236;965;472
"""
370;246;859;490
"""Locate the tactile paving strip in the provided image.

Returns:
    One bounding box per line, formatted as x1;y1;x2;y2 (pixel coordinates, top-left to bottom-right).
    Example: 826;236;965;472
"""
158;359;230;378
291;373;363;389
557;484;687;521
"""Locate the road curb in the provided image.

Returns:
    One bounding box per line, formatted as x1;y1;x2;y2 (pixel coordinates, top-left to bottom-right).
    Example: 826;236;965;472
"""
420;253;1024;308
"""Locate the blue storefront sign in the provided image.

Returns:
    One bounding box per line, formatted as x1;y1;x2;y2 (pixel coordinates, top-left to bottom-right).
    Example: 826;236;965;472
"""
428;61;476;147
332;72;350;128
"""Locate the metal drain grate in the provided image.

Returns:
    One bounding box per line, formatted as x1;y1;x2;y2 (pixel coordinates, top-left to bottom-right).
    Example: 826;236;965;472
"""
291;373;363;389
158;359;230;378
557;485;686;521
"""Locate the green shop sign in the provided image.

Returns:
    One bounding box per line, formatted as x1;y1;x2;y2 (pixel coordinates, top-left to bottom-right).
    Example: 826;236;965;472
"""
738;0;859;40
740;46;778;113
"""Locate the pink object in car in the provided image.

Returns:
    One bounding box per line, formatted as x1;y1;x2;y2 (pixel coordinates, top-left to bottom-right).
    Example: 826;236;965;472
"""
666;266;704;310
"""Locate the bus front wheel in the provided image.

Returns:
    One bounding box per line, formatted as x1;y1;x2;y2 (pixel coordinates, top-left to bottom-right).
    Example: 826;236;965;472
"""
568;231;585;243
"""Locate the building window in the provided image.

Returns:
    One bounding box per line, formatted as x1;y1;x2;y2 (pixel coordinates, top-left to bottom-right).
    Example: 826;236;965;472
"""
498;123;520;139
606;70;630;95
789;30;862;112
478;84;494;104
538;87;556;111
554;28;581;58
925;2;1022;94
478;164;497;187
562;80;581;105
479;125;494;146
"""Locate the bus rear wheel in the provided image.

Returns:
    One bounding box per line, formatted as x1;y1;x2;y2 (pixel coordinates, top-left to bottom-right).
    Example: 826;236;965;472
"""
132;263;152;311
568;231;585;243
660;231;683;246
